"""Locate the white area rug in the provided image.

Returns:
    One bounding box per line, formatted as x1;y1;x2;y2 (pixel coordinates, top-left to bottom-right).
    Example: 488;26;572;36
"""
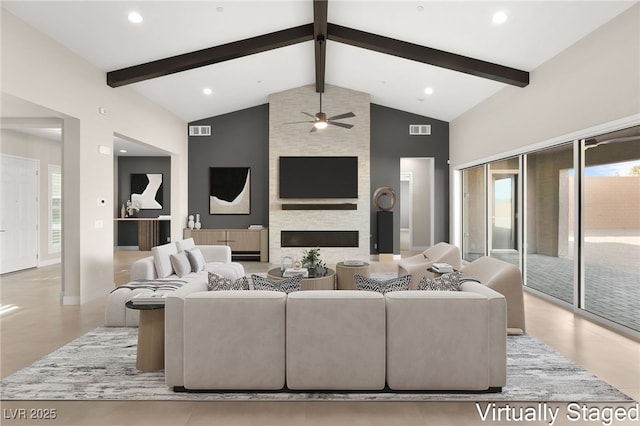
0;327;633;402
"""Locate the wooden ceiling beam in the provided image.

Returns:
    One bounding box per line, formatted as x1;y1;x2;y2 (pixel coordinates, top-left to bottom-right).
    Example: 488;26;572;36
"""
313;0;328;93
107;24;314;87
327;23;529;88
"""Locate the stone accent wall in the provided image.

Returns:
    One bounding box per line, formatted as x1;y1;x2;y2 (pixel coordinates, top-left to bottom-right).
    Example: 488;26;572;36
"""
268;84;371;264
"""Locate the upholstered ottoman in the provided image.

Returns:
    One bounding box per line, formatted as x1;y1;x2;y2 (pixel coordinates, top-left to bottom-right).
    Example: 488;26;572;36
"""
182;290;287;390
286;290;386;390
385;283;506;391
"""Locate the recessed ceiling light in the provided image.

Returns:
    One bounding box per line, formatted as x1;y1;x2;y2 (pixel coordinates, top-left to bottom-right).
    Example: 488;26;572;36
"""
203;88;213;95
128;11;143;24
492;11;508;25
424;87;434;95
119;149;127;153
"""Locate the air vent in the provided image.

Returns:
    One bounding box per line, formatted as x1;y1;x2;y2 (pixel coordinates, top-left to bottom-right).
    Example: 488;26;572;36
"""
409;124;431;135
189;125;211;136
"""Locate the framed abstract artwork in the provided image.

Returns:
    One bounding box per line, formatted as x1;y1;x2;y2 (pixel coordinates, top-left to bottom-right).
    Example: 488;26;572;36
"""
130;173;163;209
209;167;250;214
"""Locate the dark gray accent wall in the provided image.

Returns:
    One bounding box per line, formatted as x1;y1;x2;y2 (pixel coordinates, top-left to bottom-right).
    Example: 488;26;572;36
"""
117;156;171;246
189;104;269;229
370;104;450;254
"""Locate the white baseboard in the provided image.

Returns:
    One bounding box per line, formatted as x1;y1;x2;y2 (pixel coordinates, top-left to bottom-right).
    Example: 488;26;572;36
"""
38;258;61;267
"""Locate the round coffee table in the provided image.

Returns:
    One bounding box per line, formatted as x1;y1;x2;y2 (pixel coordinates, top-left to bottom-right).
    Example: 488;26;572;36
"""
336;262;371;290
267;268;336;290
125;301;165;372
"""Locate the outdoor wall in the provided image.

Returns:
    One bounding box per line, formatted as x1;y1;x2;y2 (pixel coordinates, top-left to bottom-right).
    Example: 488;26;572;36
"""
0;128;62;265
2;11;187;304
450;4;640;168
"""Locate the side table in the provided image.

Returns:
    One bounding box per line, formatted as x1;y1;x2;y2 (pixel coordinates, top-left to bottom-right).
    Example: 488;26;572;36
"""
336;262;371;290
125;301;165;372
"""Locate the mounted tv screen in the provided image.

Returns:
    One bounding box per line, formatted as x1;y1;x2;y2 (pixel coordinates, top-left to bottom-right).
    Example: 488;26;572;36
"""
279;156;358;199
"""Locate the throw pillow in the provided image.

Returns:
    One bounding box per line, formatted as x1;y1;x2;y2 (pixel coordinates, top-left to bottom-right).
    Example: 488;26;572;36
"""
418;272;461;291
185;248;206;272
169;252;192;278
207;272;250;291
251;274;302;294
152;242;178;278
354;274;411;294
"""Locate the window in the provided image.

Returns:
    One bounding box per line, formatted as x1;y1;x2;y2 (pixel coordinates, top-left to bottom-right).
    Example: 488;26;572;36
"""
49;165;61;253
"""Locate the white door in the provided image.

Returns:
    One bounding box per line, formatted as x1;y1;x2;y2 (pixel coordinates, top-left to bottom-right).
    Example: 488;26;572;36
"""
1;155;39;274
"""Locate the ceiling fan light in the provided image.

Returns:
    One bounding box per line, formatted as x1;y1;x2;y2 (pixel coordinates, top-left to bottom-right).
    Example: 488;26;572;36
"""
314;121;328;130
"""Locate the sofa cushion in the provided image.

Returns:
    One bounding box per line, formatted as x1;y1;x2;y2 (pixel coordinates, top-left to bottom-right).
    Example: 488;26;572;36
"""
152;242;178;278
170;252;192;278
252;274;302;294
418;272;461;291
354;274;411;294
208;272;250;291
185;248;206;272
176;238;196;252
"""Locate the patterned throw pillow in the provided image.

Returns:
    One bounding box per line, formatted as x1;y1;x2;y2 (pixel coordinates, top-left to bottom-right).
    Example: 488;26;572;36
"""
418;272;461;291
207;272;250;291
251;274;302;294
354;274;411;294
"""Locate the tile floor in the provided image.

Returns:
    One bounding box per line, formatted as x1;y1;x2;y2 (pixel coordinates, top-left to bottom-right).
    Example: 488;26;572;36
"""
0;251;638;425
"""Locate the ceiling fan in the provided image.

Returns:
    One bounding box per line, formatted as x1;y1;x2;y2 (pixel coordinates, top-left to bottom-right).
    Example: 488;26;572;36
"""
285;92;355;132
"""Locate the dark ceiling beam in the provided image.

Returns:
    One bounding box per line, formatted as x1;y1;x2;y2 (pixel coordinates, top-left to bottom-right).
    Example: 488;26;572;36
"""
313;0;328;93
327;23;529;88
107;24;314;87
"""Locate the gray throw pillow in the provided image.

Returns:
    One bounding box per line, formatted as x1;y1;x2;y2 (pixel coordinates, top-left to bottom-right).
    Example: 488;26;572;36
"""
418;272;461;291
251;274;302;294
169;252;192;278
207;272;250;291
354;274;411;294
185;248;206;272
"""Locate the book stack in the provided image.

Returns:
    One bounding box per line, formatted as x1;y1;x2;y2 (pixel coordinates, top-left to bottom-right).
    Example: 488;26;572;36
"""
130;291;169;305
431;263;454;273
248;225;264;230
283;268;308;278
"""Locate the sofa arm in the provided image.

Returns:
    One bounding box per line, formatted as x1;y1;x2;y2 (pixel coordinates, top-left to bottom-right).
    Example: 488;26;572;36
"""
460;281;507;388
198;245;232;263
165;281;208;388
130;256;157;281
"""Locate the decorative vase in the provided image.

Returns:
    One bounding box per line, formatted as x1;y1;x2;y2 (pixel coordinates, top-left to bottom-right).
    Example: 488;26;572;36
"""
187;215;195;230
120;204;126;219
194;214;201;229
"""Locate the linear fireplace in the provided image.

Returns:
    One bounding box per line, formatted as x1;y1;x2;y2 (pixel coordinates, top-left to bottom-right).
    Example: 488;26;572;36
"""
281;231;359;248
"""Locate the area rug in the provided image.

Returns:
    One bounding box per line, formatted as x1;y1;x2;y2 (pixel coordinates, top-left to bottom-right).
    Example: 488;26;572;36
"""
0;327;633;402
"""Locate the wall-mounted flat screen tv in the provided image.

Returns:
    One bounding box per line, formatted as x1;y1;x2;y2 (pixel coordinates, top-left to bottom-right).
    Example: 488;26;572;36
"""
279;156;358;199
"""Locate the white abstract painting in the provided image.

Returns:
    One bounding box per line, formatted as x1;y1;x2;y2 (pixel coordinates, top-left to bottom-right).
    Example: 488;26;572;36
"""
131;173;163;209
209;167;250;214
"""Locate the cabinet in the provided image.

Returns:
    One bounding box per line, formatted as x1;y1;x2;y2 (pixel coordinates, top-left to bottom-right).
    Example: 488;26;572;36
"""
184;228;268;262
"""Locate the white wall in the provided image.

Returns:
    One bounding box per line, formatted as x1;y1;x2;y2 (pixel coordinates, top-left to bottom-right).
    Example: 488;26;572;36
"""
1;10;188;304
450;4;640;168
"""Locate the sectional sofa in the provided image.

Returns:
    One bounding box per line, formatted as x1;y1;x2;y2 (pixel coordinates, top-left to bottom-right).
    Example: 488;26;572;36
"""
168;282;507;392
105;238;244;327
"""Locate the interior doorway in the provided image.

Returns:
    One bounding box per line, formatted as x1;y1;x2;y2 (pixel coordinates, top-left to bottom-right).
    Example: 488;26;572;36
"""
400;157;435;253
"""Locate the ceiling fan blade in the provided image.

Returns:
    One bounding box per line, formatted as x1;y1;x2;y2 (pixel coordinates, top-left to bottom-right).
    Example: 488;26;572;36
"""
284;120;315;125
328;112;355;120
301;112;317;119
328;121;354;129
309;126;318;133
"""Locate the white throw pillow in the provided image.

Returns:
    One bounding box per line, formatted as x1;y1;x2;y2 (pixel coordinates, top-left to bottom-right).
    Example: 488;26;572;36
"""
176;238;196;252
185;248;206;272
170;252;192;278
152;242;178;278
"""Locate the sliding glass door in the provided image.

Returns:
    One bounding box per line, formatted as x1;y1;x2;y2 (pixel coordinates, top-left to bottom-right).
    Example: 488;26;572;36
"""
462;165;486;262
582;136;640;332
488;158;520;266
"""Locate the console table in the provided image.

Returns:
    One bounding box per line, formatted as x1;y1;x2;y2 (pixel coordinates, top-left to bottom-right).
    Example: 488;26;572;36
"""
115;218;170;251
184;228;268;262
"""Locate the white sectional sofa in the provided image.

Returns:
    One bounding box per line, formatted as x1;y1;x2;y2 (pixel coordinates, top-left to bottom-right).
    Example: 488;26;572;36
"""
167;283;507;392
104;238;245;327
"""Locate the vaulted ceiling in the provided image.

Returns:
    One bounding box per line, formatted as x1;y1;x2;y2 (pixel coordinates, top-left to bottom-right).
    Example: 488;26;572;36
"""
2;1;635;123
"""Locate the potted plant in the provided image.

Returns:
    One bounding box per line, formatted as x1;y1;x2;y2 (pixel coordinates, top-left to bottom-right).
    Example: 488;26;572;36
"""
301;247;326;277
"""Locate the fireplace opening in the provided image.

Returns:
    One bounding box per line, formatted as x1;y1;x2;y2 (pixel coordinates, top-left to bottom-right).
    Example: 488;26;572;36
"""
281;231;359;248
